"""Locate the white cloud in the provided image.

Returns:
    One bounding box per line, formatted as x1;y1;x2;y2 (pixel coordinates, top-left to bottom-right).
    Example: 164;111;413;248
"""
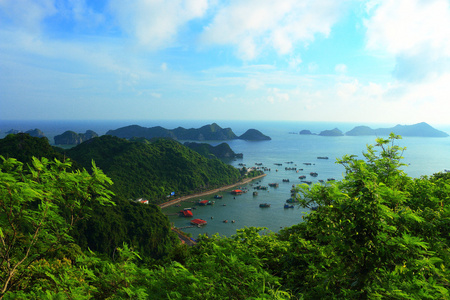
308;62;319;72
109;0;209;49
288;56;302;69
201;0;347;60
335;63;347;74
0;0;56;33
267;87;290;103
160;63;168;71
364;0;450;81
245;78;264;90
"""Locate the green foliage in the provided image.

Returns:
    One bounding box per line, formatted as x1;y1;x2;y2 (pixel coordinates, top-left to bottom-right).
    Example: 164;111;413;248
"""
282;133;450;298
65;136;241;203
0;156;114;297
0;133;66;167
73;200;179;260
2;133;450;299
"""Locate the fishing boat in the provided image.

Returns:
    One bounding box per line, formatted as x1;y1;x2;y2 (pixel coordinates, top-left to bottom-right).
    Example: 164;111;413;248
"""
231;189;244;195
190;219;207;226
198;199;209;206
268;183;279;187
284;204;294;209
214;194;223;199
259;203;271;208
180;209;193;217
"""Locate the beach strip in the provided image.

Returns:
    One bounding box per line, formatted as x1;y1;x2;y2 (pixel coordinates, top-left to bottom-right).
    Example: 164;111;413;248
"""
158;173;267;209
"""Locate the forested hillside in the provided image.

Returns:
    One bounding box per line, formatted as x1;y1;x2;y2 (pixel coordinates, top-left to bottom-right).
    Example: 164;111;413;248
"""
1;134;450;299
0;134;180;260
64;136;241;203
0;133;66;165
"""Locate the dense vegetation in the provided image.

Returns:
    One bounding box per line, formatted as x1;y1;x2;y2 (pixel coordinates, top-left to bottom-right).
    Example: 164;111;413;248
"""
1;134;450;299
64;136;241;203
0;133;66;165
0;135;180;261
184;141;243;159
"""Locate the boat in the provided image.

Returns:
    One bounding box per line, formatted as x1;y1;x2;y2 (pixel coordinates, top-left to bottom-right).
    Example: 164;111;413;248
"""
301;180;312;184
253;191;258;196
259;203;271;208
254;185;268;190
180;209;193;217
284;204;294;209
231;189;244;195
299;175;306;179
282;179;290;182
310;172;318;177
317;156;329;159
190;219;207;226
268;183;279;187
198;200;209;206
214;194;223;199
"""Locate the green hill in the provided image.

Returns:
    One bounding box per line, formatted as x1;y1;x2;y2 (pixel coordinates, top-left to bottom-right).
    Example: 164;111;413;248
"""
106;123;238;140
65;136;241;203
0;133;65;164
184;141;243;159
319;128;344;136
0;133;178;259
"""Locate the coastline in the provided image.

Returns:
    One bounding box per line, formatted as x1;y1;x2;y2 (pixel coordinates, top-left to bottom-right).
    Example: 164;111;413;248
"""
158;173;267;209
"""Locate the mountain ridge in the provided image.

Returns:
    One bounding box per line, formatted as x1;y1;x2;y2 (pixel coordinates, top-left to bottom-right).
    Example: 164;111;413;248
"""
302;122;448;137
106;123;270;141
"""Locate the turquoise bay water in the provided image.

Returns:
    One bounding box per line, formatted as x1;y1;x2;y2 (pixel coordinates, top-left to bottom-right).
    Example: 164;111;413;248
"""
1;119;450;237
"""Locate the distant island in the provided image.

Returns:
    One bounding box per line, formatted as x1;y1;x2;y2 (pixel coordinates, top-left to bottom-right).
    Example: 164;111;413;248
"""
6;128;45;138
300;122;448;138
106;123;271;141
54;130;98;145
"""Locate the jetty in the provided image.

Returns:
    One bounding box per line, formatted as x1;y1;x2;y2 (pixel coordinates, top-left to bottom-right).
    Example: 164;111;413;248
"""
159;173;267;209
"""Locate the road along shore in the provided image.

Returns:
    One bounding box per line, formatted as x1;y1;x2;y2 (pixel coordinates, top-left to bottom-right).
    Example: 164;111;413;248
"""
158;173;267;209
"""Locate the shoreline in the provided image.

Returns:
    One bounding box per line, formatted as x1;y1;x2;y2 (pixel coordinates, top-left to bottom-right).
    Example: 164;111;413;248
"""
158;173;267;209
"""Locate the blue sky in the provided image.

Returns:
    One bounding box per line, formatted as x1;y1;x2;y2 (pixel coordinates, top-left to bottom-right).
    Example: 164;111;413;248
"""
1;0;449;124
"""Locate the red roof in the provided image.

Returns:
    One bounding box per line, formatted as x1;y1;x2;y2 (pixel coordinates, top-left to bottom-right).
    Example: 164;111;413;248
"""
190;219;207;225
231;189;243;194
181;210;193;217
199;200;209;204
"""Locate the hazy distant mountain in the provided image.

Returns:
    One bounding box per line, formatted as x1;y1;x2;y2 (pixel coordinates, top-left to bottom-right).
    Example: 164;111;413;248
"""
238;129;271;141
319;128;344;136
345;122;448;137
25;128;45;138
106;123;271;141
54;130;98;145
299;130;314;135
6;128;45;138
346;126;376;136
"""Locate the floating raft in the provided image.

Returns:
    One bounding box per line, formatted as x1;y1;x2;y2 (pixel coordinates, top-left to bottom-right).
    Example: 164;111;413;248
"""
190;219;207;226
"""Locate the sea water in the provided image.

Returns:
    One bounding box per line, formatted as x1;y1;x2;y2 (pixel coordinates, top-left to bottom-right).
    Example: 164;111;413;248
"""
1;119;450;238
